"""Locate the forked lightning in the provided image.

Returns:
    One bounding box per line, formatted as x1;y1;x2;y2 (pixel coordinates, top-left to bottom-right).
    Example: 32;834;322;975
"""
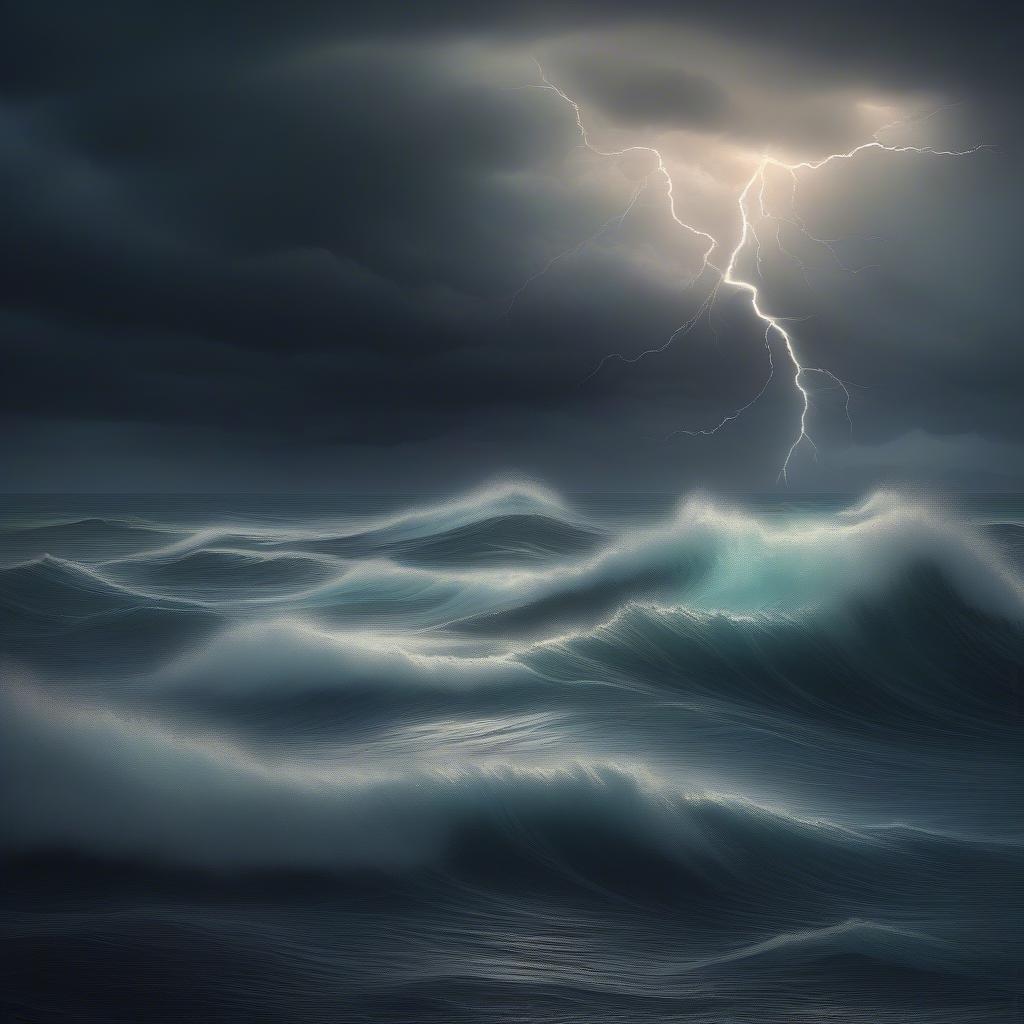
517;62;984;481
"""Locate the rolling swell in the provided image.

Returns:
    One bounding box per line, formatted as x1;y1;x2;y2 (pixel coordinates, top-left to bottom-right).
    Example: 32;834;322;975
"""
1;486;1022;1022
3;673;1021;986
0;515;182;565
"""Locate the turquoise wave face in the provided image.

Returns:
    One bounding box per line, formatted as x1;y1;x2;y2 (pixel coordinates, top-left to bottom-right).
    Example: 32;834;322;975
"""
1;484;1023;1022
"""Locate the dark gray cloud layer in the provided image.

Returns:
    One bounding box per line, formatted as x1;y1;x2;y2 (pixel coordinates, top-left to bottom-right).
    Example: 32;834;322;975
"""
1;2;1021;491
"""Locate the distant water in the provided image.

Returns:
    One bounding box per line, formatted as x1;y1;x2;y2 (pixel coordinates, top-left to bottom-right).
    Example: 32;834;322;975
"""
2;485;1022;1022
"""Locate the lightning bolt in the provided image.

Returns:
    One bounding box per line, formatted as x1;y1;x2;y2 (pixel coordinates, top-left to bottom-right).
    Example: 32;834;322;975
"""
516;62;985;481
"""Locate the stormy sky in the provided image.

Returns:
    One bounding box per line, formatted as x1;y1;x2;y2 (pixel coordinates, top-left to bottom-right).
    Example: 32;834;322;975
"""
1;2;1021;492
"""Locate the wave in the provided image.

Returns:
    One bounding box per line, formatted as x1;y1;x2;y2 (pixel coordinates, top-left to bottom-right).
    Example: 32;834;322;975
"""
3;671;1022;1007
127;481;585;560
1;674;1018;871
5;489;1018;639
0;516;183;566
133;620;549;739
522;566;1024;741
5;503;1020;736
383;511;603;568
0;556;222;674
3;484;1023;1022
103;547;346;601
0;555;154;618
985;521;1024;570
446;491;1024;644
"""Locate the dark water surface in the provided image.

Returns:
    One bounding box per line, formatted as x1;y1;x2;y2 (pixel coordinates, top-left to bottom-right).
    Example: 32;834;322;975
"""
2;485;1022;1022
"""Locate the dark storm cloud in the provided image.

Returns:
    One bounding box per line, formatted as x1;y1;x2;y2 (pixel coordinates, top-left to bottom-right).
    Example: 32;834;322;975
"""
554;58;730;131
2;2;1017;90
1;1;1021;490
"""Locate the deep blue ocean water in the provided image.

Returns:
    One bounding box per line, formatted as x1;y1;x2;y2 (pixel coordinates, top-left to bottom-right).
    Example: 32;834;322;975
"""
2;485;1022;1022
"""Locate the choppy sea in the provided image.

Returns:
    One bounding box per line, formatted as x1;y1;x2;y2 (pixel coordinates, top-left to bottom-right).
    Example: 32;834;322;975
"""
2;485;1022;1022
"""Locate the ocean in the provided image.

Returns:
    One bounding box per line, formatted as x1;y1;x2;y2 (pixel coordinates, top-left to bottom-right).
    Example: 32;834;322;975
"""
1;485;1022;1022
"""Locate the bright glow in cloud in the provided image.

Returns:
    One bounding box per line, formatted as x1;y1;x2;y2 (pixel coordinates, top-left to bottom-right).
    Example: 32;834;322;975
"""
519;62;985;480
